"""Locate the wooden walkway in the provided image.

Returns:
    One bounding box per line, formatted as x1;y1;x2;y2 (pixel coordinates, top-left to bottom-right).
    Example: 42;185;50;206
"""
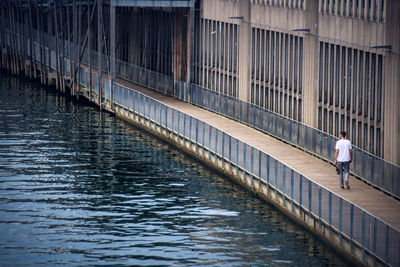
114;78;400;230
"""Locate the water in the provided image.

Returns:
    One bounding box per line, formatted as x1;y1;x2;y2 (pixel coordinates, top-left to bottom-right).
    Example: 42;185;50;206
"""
0;72;351;266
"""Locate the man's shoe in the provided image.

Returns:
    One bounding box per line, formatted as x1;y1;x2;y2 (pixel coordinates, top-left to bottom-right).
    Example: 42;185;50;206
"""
346;182;350;189
340;186;344;190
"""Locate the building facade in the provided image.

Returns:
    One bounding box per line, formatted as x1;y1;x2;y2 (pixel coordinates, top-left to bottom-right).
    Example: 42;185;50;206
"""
192;0;400;164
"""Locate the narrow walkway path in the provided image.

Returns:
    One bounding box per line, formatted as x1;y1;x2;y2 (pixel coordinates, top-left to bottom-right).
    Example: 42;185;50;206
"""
115;78;400;229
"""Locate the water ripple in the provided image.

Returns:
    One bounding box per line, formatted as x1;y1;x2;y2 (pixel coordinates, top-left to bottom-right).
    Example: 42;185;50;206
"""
0;73;351;266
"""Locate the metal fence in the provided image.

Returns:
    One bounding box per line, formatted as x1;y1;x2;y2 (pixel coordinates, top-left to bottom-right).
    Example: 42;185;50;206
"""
2;22;400;267
189;84;400;199
110;81;400;267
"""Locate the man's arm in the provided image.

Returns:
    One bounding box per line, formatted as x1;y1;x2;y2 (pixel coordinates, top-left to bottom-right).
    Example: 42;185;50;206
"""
335;149;339;164
349;149;353;163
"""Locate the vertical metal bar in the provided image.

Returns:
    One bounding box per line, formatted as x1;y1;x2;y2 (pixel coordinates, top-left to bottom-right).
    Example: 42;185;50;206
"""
110;0;116;109
97;0;103;108
183;112;187;139
28;0;35;78
266;154;270;186
291;170;294;212
195;119;199;145
308;179;312;213
77;0;82;96
250;147;254;186
318;186;322;220
177;110;181;135
274;159;278;199
165;105;168;129
88;0;92;97
72;0;77;93
215;130;219;163
329;192;332;226
362;211;366;262
202;121;206;156
243;143;247;181
208;125;212;161
228;135;232;163
339;197;343;241
246;102;250;123
299;174;303;207
373;217;377;264
47;1;52;82
37;0;46;83
385;224;389;264
222;132;225;159
189;116;192;141
282;165;286;206
236;139;239;176
53;0;61;90
258;150;262;188
350;204;354;242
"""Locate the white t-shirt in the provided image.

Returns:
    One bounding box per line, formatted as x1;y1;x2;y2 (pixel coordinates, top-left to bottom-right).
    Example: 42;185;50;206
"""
335;139;352;162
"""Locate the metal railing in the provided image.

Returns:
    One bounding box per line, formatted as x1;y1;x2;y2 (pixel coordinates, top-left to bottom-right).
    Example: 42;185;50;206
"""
110;81;400;267
2;22;400;267
2;22;399;200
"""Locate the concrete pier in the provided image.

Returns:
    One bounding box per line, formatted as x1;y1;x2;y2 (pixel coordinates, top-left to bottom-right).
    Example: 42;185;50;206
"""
1;1;399;266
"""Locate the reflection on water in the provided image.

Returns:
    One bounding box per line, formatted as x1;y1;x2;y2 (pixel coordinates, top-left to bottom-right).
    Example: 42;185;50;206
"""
0;72;351;266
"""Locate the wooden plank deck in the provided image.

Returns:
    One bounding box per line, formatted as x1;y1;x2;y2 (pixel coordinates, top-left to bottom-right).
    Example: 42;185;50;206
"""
113;78;400;230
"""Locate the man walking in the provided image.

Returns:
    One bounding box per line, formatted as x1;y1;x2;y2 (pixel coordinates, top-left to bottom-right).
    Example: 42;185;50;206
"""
335;131;352;189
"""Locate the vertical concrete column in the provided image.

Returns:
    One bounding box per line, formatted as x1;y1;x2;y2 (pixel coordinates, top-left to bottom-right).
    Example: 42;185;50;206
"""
383;0;400;165
302;0;319;127
238;0;251;102
173;12;184;95
186;1;196;101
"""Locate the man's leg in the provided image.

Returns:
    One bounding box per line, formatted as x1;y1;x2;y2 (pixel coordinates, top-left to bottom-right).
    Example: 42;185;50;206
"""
338;162;344;189
344;161;350;189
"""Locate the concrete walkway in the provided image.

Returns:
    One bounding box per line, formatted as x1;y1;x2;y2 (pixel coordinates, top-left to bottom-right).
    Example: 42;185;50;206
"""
115;78;400;230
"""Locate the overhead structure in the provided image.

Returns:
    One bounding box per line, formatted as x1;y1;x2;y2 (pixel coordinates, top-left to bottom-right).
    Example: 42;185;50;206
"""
112;0;194;7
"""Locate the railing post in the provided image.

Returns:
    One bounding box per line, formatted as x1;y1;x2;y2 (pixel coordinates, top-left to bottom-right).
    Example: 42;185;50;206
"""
250;147;254;187
308;179;312;214
318;186;322;220
243;143;247;181
236;140;239;176
373;217;377;265
350;204;354;239
362;211;366;262
189;116;193;142
208;126;212;161
274;159;278;200
183;112;187;139
222;132;225;159
202;122;206;156
229;135;232;164
215;128;219;162
385;224;389;264
299;174;303;207
291;170;294;213
339;197;343;244
282;165;286;207
328;191;332;227
195;119;199;148
177;110;181;135
258;150;262;188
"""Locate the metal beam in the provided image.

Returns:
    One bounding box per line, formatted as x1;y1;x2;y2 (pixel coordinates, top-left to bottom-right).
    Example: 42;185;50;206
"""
112;0;194;8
